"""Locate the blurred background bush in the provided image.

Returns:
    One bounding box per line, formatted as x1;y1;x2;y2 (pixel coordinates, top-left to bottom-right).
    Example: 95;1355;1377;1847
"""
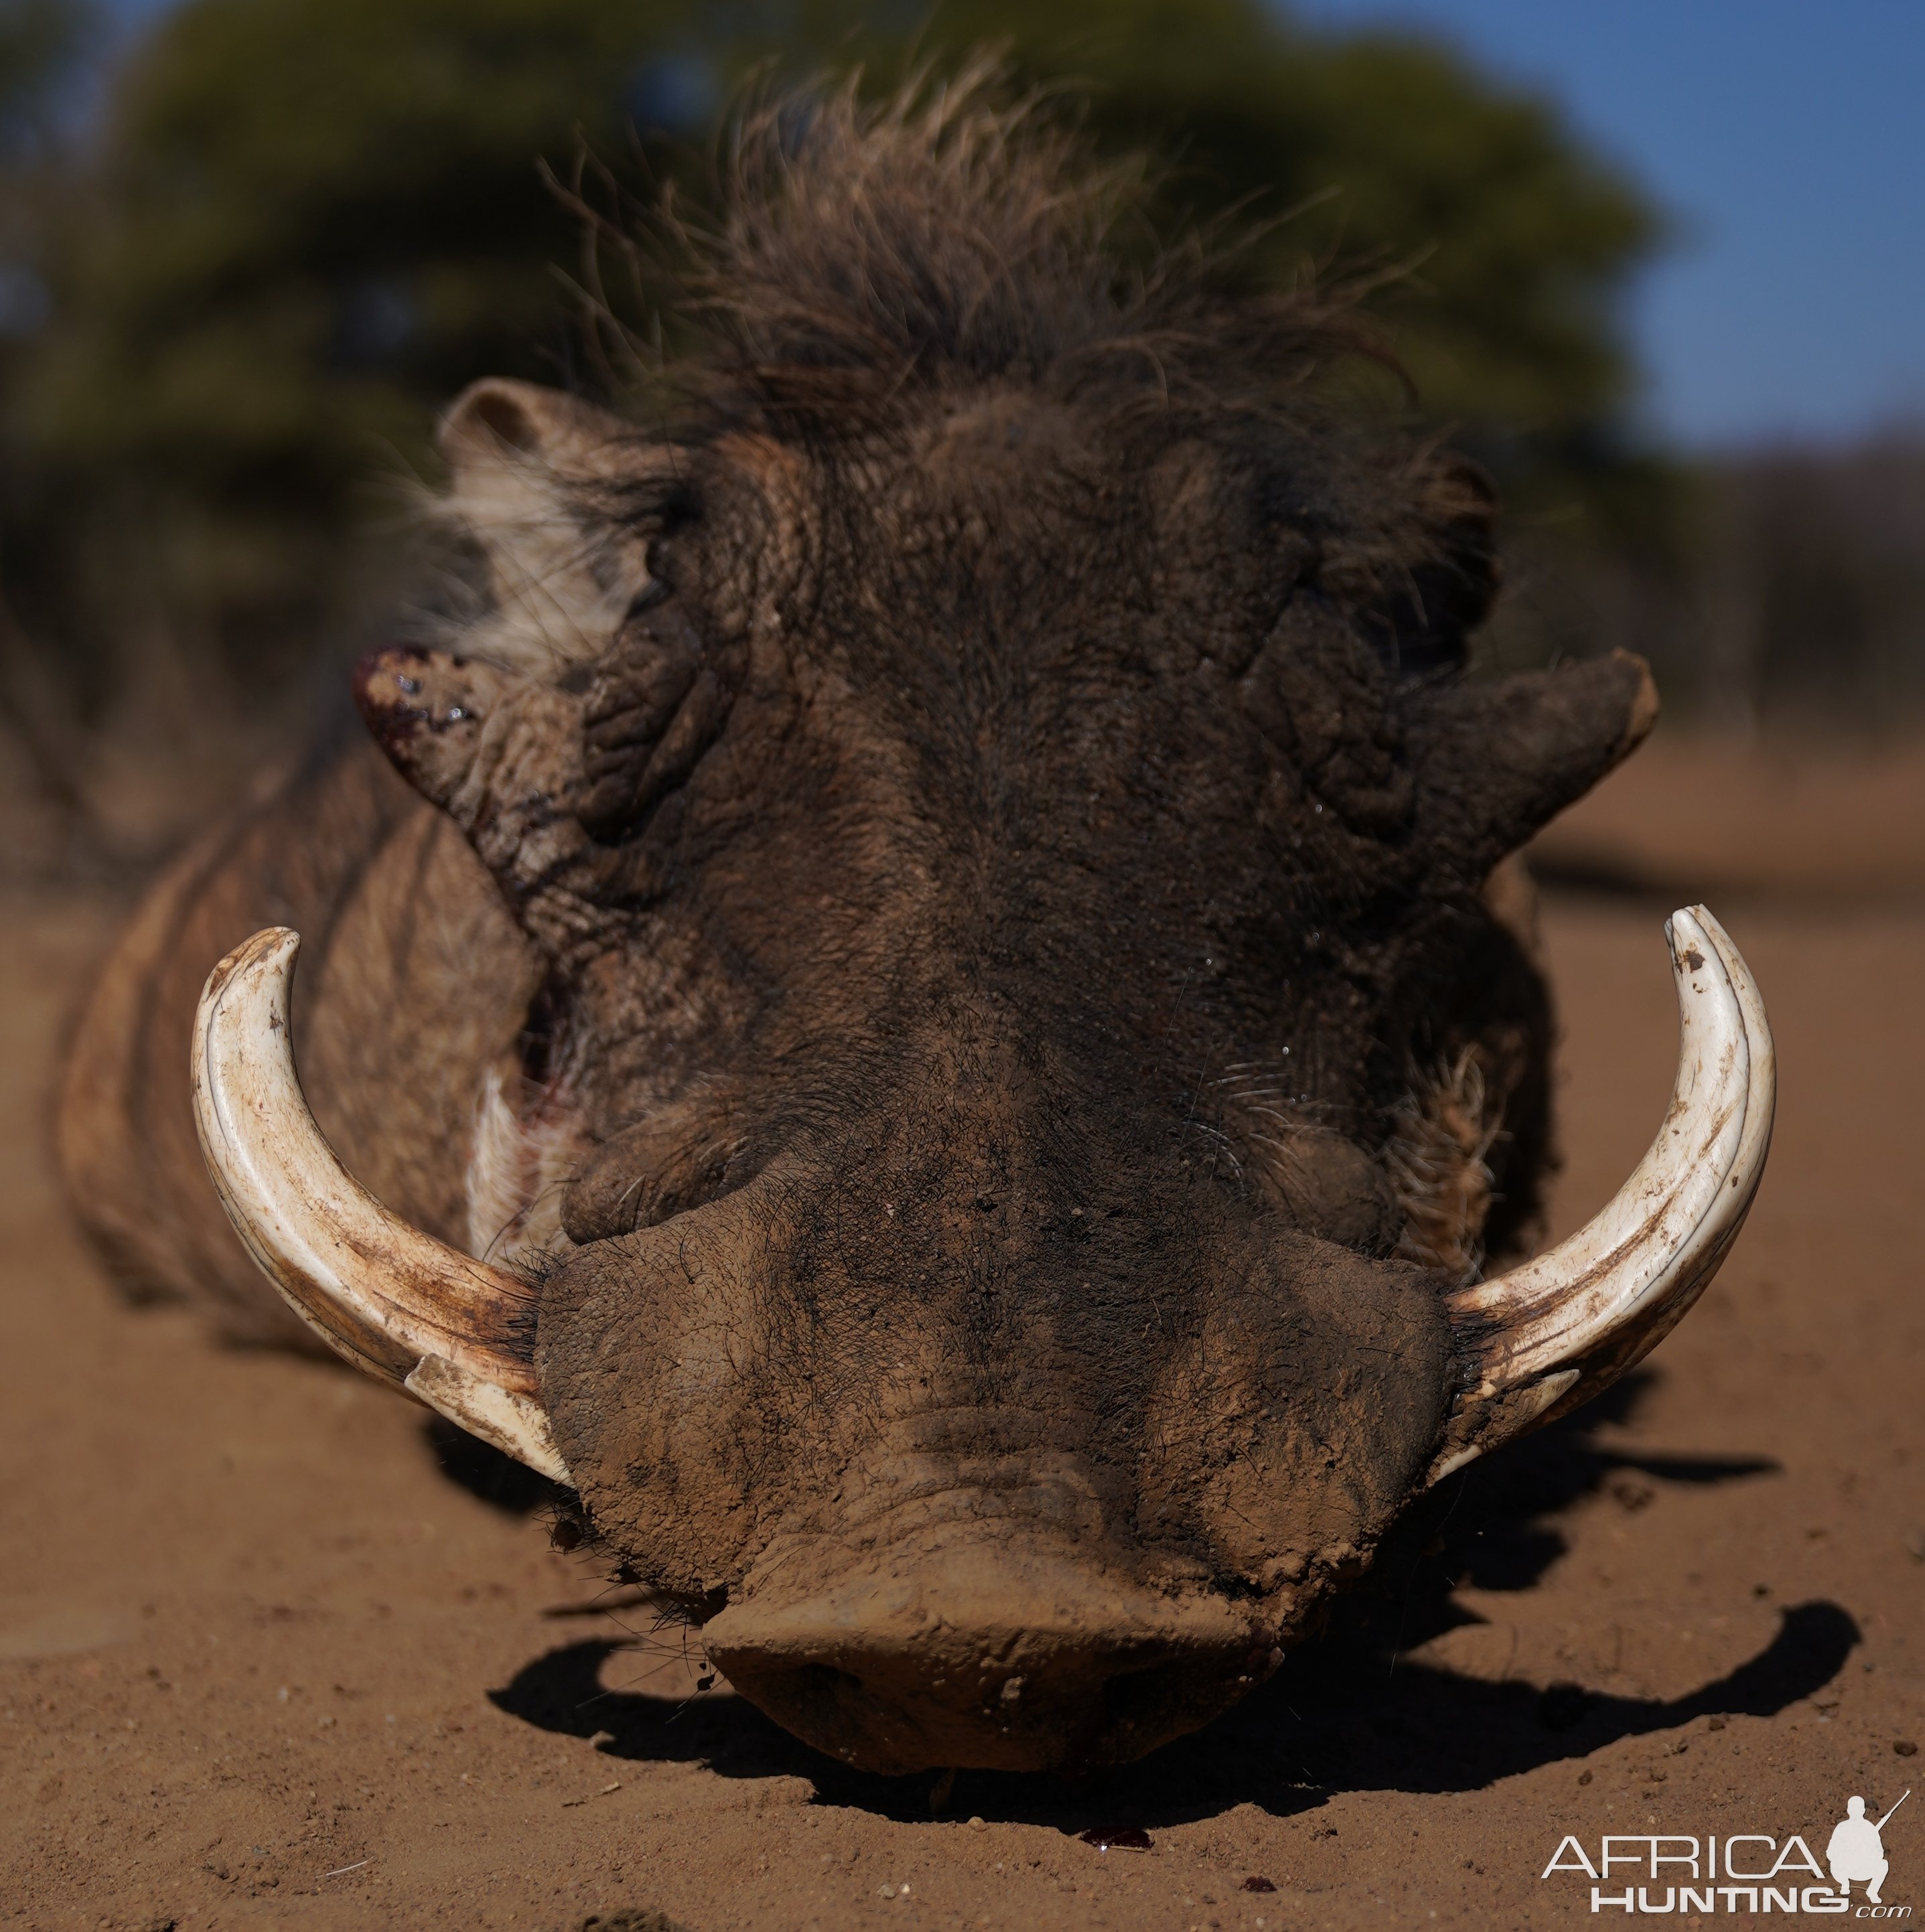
1;0;1920;873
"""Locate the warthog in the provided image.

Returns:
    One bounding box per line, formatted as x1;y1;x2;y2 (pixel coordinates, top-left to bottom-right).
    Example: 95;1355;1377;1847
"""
58;82;1771;1775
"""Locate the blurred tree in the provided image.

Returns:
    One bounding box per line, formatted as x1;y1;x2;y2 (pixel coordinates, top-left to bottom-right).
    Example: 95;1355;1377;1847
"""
1;0;96;334
27;0;701;514
0;0;1669;757
0;0;94;153
7;0;711;711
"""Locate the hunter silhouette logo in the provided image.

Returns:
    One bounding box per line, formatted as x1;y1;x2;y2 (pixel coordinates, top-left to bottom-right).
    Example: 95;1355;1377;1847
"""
1829;1792;1908;1907
1541;1785;1912;1915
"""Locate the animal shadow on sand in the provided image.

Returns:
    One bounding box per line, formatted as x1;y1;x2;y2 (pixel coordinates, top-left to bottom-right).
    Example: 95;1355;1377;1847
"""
481;1372;1858;1828
425;1414;569;1515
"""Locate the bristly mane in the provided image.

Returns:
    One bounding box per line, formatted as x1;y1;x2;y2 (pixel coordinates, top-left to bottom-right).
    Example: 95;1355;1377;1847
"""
667;62;1373;435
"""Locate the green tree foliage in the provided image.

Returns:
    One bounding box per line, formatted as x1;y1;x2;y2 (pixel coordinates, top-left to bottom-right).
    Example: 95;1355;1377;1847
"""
25;0;696;508
1;0;1665;715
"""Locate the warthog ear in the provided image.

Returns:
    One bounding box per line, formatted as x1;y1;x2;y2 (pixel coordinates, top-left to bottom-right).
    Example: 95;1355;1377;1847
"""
435;378;659;679
1407;650;1658;878
439;378;630;471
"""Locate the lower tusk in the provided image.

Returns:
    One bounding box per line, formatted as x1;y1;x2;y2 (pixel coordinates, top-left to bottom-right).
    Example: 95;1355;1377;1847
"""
192;926;568;1484
1428;905;1773;1481
405;1355;567;1484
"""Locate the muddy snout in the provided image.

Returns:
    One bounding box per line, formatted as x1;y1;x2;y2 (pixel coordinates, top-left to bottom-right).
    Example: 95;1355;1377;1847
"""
701;1530;1273;1775
537;1129;1453;1775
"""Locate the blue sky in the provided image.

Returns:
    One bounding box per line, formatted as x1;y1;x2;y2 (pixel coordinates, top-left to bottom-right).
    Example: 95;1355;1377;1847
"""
1291;0;1925;449
99;0;1923;450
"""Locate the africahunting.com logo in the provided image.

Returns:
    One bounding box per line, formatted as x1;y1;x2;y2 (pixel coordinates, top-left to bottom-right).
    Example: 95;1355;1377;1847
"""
1542;1789;1910;1915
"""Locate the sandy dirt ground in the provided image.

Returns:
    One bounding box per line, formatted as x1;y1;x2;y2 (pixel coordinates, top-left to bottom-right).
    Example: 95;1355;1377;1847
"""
3;725;1922;1931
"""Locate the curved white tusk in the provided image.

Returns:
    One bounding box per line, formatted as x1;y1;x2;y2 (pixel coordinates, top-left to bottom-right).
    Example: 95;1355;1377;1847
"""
1429;905;1773;1482
192;927;569;1484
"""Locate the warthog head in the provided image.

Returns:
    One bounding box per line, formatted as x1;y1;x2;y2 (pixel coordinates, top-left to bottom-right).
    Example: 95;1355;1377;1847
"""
190;82;1772;1774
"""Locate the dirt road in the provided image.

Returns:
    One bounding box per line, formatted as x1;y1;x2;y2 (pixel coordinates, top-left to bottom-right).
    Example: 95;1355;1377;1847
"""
3;734;1921;1931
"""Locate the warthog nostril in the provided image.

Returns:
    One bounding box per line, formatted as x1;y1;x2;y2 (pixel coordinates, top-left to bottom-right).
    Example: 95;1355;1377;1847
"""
702;1538;1271;1775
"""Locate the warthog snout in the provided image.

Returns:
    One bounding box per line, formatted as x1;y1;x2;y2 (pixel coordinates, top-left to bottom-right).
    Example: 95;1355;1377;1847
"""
526;1116;1459;1773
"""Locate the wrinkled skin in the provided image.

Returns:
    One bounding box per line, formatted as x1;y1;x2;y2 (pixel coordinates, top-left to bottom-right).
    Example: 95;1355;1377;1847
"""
60;113;1656;1775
